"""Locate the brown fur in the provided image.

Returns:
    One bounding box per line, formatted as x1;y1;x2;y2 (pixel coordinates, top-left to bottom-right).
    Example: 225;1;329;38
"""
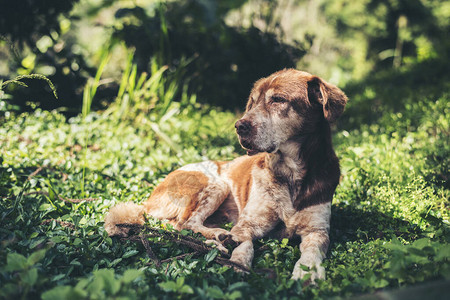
144;170;209;227
227;155;265;210
104;69;348;282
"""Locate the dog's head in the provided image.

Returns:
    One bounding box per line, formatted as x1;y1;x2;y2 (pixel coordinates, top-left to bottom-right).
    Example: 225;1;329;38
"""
235;69;348;155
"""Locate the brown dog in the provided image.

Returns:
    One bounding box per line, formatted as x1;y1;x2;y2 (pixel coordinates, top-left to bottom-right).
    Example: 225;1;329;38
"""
104;69;347;281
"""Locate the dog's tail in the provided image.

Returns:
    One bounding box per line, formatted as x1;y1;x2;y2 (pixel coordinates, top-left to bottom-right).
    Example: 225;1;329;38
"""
104;202;145;237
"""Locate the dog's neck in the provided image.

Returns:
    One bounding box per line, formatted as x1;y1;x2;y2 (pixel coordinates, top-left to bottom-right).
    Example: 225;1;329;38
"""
266;138;306;200
267;121;332;201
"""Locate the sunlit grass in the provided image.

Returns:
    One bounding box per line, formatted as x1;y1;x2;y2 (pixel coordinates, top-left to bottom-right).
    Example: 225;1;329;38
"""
0;77;448;298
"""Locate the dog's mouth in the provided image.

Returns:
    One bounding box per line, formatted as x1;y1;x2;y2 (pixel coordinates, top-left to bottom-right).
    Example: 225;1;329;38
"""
239;139;277;156
246;149;260;156
239;139;259;156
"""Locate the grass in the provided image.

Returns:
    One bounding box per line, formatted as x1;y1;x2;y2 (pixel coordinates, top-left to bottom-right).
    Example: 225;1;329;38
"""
0;67;449;299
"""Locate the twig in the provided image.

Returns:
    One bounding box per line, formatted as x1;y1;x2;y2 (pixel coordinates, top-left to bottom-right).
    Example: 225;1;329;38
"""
41;219;75;230
28;166;44;180
159;252;198;264
117;224;252;273
27;165;69;181
214;257;251;273
139;235;161;267
119;224;227;257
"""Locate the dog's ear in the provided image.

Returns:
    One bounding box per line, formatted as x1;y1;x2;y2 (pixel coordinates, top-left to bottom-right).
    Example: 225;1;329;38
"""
307;77;348;122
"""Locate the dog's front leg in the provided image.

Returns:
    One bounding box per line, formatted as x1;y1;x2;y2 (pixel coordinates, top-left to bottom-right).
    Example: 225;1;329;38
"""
230;240;254;271
289;202;331;282
292;229;329;282
224;206;280;270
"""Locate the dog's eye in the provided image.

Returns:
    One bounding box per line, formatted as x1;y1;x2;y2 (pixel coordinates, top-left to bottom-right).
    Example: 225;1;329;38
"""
271;96;287;104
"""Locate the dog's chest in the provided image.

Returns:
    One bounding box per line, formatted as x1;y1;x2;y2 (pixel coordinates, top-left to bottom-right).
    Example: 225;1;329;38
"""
236;165;297;223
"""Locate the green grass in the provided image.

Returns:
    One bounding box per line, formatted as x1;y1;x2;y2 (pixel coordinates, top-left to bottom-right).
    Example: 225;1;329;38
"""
0;78;449;299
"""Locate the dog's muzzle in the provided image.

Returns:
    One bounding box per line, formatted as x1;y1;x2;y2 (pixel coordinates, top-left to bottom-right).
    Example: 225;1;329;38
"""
235;119;277;155
235;119;252;137
235;119;265;155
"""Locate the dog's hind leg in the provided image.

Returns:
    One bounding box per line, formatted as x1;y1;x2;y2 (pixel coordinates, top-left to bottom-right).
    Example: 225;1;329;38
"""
181;179;231;240
142;168;231;240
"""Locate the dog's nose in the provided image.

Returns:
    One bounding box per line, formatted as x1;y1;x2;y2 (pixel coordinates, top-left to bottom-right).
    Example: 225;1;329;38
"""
235;119;252;136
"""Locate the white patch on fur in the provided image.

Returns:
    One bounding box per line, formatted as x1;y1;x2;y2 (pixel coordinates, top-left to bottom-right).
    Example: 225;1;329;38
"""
180;161;221;182
251;90;260;103
264;88;275;100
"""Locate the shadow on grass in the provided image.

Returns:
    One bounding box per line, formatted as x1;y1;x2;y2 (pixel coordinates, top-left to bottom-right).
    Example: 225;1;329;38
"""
330;202;424;246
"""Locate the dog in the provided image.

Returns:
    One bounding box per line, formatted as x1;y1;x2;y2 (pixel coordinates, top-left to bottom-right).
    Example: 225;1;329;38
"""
104;69;347;281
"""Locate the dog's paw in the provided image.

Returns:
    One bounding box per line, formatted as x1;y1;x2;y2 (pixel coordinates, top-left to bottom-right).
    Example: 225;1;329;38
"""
217;233;240;248
205;239;229;254
291;259;325;284
212;229;230;241
230;240;254;273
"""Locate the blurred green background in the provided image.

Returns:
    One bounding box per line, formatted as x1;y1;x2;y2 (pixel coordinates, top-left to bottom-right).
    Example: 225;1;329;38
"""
1;0;448;115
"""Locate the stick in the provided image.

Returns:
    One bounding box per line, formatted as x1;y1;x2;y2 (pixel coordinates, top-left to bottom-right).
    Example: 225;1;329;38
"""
41;219;75;229
117;224;252;272
139;235;161;267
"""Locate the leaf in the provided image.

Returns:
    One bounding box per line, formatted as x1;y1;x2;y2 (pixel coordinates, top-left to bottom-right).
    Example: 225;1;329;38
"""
299;264;310;271
412;238;430;249
20;268;38;286
5;252;28;271
228;291;243;300
39;203;53;211
41;286;73;300
29;232;39;239
87;276;104;295
176;276;185;287
70;259;82;267
407;247;427;257
207;286;224;298
50;236;65;243
52;274;66;282
228;281;250;291
122;249;139;259
180;229;190;236
75;278;89;291
158;280;178;292
436;244;450;261
29;237;46;249
95;268;120;295
122;269;143;284
179;285;194;294
384;241;407;252
109;258;123;267
27;249;46;265
205;249;218;263
374;279;389;288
